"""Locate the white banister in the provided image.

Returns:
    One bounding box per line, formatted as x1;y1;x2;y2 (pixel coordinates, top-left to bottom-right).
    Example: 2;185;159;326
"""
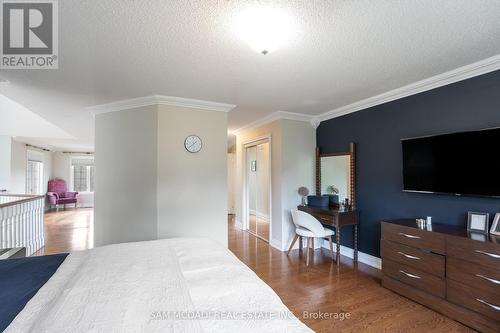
0;195;45;256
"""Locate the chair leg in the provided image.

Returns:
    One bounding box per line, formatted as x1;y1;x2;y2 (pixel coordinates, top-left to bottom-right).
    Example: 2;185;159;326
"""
328;236;334;260
287;234;299;255
311;238;315;254
306;237;311;266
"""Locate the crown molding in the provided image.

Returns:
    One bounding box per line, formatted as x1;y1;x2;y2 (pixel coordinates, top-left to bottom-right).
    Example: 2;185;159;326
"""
232;111;314;135
88;95;236;115
312;54;500;125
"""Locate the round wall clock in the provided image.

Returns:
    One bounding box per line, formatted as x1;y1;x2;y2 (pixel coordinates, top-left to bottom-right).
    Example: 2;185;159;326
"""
184;135;202;153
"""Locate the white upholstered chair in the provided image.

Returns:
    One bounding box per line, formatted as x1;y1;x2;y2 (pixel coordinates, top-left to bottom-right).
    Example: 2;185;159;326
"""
288;209;335;266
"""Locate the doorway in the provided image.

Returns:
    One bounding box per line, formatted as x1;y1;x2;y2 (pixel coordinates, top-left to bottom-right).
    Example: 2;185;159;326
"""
245;139;271;242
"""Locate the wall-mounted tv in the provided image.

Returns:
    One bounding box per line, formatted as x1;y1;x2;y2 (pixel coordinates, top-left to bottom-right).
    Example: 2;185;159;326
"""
402;127;500;198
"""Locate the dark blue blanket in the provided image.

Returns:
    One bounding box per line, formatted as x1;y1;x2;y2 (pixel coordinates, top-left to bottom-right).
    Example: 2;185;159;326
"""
0;253;68;332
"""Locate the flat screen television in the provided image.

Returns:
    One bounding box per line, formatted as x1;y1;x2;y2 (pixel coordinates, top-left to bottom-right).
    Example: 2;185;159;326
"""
402;127;500;197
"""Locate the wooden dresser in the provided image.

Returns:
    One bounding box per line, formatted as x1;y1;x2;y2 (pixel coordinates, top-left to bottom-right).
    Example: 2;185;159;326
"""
381;220;500;333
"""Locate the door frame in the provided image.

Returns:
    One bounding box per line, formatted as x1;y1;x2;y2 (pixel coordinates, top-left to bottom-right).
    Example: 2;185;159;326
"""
242;135;272;243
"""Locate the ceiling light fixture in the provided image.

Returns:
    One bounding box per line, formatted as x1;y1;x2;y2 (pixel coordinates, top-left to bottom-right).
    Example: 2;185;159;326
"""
235;6;294;55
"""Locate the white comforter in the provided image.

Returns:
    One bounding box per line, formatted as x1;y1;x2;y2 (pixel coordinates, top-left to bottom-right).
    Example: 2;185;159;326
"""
6;238;313;333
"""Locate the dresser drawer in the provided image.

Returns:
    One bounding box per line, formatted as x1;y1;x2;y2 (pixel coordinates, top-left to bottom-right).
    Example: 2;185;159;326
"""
447;235;500;268
381;240;445;277
448;279;500;322
382;259;445;298
381;222;445;254
447;257;500;294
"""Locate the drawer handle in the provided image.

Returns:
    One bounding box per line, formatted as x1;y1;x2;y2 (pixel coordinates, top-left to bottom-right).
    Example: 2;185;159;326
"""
475;274;500;285
399;270;421;279
397;251;420;260
476;299;500;311
474;250;500;259
399;232;421;239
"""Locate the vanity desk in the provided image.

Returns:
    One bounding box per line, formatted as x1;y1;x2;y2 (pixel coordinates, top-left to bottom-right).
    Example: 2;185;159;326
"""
297;205;359;264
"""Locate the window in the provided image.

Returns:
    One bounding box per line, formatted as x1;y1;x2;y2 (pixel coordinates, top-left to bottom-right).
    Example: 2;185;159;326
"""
71;157;95;192
26;160;44;195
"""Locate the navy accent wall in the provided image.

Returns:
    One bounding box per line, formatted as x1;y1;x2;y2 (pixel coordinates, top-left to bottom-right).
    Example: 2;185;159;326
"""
316;70;500;257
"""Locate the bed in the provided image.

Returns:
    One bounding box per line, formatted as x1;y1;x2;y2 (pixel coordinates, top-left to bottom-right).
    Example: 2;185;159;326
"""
1;238;313;333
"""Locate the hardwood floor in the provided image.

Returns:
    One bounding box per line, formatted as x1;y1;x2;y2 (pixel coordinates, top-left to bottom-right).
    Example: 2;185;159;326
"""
248;213;270;241
228;216;475;333
33;207;93;256
33;209;475;332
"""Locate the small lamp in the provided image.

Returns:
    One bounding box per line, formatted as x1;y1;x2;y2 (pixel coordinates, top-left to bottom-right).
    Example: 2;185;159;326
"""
326;185;339;195
298;187;309;206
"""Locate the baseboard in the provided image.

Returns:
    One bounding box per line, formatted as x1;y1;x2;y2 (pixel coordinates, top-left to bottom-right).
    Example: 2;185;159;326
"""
47;204;94;210
249;210;270;222
270;238;284;251
77;204;94;208
281;236;381;269
320;241;381;269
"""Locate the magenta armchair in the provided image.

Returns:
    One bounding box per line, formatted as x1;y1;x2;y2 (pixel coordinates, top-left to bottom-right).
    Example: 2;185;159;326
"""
47;179;78;210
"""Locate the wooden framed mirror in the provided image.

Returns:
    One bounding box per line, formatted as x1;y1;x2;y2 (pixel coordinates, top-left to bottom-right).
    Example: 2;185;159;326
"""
315;143;356;210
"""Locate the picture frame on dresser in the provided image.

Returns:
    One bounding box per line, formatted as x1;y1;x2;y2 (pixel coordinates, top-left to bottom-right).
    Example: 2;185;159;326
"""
469;232;487;242
490;213;500;236
467;212;489;234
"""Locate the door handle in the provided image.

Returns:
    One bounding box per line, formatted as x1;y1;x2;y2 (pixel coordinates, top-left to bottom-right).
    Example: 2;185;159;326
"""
397;251;420;260
399;232;421;239
476;299;500;311
399;270;421;279
474;250;500;259
475;274;500;285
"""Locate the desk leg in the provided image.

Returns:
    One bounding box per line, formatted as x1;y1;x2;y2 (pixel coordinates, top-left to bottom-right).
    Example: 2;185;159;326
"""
336;222;341;265
354;225;358;262
299;236;303;252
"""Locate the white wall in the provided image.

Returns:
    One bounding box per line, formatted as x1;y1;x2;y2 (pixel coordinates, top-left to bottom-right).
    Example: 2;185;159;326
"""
235;119;315;251
7;139;53;196
10;140;26;193
0;136;11;191
51;152;71;183
227;152;236;214
94;106;158;246
280;120;316;250
157;105;227;247
94;104;228;247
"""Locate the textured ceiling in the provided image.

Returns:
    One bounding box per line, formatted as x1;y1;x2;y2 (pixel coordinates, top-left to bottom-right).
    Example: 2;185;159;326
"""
1;0;500;149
